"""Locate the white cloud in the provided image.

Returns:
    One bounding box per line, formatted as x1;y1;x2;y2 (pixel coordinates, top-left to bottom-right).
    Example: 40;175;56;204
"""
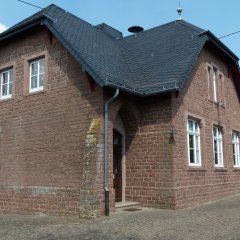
0;23;7;33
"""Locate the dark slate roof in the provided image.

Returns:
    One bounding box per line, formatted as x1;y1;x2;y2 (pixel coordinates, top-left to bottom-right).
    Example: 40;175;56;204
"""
0;4;239;96
118;21;207;94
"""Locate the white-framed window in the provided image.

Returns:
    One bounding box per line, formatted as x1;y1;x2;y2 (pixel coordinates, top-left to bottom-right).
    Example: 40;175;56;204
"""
1;68;13;100
232;132;240;167
29;58;45;93
207;64;225;104
187;119;201;166
212;67;217;102
213;127;224;167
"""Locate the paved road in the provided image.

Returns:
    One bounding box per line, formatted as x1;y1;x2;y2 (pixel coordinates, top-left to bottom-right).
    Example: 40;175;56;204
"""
1;195;240;240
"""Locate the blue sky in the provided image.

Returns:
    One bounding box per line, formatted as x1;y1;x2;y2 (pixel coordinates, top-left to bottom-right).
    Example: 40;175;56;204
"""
1;0;240;58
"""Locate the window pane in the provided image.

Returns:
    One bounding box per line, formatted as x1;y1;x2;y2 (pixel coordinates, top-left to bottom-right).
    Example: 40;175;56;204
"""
31;76;38;89
196;150;200;163
219;153;222;165
9;82;12;95
39;74;44;87
215;152;218;165
214;140;218;164
195;136;199;149
190;149;194;163
233;133;239;144
214;140;217;152
218;131;222;140
39;60;45;74
2;84;7;96
9;70;13;83
233;157;236;166
189;135;194;149
188;120;193;131
2;72;8;84
194;122;199;132
213;128;217;137
31;62;38;76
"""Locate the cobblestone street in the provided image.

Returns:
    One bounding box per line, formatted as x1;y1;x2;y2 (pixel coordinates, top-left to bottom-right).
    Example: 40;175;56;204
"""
1;194;240;240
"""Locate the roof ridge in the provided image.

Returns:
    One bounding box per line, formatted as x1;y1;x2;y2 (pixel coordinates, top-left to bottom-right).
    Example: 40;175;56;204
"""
122;20;204;40
122;21;176;40
177;20;205;33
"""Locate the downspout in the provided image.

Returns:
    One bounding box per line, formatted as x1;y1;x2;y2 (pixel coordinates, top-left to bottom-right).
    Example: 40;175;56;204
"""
104;88;120;216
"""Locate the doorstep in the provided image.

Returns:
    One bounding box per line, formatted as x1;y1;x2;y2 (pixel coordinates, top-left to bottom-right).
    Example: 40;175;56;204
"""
115;201;141;211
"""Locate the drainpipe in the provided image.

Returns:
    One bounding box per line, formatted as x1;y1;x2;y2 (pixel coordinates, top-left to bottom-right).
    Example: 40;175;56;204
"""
104;88;120;216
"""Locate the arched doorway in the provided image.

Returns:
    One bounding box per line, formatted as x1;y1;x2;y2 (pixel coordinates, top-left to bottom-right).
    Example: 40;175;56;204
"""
113;115;126;203
112;104;138;205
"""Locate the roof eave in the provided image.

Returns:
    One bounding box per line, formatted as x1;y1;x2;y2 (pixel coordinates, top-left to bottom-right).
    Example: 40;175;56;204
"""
0;21;42;42
104;82;179;97
0;14;54;41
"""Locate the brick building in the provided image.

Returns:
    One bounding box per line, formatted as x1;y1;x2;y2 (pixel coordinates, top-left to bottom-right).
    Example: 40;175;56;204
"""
0;4;240;216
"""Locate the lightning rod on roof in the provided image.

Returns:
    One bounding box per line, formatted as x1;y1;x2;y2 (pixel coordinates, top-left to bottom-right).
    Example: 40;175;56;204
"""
177;0;183;20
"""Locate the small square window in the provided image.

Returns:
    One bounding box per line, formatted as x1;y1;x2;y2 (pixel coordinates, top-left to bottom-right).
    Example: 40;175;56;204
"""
0;68;13;100
29;58;45;93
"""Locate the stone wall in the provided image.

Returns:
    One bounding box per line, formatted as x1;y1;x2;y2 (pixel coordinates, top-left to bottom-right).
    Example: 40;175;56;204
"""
171;48;240;208
0;28;104;216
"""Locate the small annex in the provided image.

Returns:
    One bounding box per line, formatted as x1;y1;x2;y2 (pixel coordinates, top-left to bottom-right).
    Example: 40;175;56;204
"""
0;4;240;217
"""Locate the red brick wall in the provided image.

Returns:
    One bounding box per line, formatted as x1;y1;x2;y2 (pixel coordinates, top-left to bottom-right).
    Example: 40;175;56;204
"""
0;29;104;216
171;48;240;208
125;95;174;208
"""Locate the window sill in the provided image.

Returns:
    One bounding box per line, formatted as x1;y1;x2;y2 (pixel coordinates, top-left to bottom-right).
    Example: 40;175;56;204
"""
0;96;12;102
233;167;240;172
29;87;44;93
188;167;206;172
215;167;228;172
28;88;45;96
